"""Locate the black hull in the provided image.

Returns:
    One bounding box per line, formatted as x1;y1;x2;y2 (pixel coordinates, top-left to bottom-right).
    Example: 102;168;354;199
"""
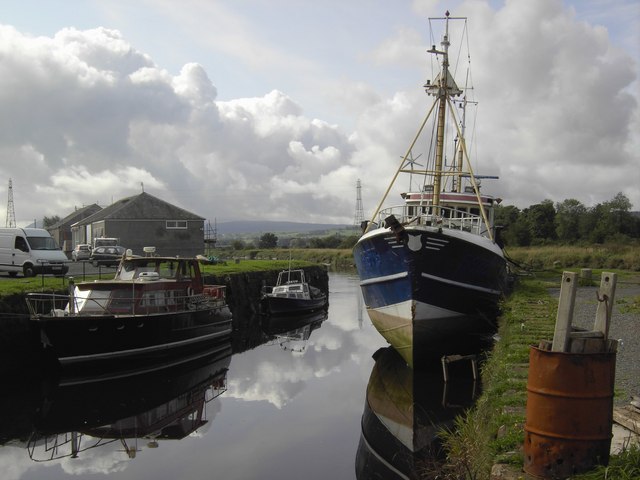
0;341;231;449
261;310;328;336
355;347;478;479
353;226;507;366
35;306;232;367
261;296;327;316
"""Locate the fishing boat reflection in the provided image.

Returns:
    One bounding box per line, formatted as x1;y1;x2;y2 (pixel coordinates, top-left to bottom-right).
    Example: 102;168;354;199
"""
356;347;479;479
261;310;328;353
1;340;231;463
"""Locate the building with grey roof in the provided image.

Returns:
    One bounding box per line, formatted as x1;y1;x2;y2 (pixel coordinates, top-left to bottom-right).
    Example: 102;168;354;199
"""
72;192;205;257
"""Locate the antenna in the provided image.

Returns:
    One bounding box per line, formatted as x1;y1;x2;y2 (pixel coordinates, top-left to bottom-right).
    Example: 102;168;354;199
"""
5;178;16;228
354;179;364;226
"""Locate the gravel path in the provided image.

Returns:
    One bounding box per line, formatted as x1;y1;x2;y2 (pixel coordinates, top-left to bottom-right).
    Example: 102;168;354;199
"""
552;276;640;406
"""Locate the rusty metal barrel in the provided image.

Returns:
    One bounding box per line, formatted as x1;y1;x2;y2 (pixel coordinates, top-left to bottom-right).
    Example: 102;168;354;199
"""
524;345;616;478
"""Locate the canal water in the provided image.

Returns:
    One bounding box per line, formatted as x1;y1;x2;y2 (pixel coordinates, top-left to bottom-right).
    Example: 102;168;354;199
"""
0;272;477;480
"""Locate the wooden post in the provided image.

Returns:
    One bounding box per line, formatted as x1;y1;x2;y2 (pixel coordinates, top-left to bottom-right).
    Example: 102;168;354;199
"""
594;272;617;341
580;268;592;282
552;271;577;352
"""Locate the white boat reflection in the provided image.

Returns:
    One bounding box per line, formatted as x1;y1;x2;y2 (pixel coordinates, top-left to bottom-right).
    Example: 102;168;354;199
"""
261;310;328;353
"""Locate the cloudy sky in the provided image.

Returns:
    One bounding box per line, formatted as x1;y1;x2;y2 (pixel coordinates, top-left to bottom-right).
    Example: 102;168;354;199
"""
1;0;638;227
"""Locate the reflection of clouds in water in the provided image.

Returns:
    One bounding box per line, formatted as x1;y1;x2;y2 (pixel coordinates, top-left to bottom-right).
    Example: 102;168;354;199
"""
0;436;132;478
227;356;312;408
226;274;382;409
0;446;42;480
312;329;342;350
60;444;130;475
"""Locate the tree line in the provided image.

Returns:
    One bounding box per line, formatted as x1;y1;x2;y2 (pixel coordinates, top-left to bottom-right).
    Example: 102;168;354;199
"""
495;192;639;246
228;192;639;251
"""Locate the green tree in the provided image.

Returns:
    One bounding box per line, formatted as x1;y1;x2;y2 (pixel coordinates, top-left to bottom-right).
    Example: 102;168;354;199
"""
339;235;360;249
494;205;521;246
524;199;556;242
309;235;342;249
231;239;245;250
511;214;532;246
258;232;278;248
587;192;634;243
42;215;61;228
555;199;586;242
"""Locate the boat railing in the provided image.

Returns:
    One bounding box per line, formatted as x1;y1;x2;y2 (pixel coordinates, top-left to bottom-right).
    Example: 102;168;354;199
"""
25;293;70;317
26;286;227;317
377;205;490;236
28;431;119;462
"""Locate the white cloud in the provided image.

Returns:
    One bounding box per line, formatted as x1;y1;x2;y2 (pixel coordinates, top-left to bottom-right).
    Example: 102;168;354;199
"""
0;0;638;229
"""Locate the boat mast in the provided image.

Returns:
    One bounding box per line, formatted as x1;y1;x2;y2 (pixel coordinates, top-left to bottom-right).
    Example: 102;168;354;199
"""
429;12;452;207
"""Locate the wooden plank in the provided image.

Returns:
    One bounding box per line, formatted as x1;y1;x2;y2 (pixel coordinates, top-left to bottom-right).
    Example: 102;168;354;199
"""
594;272;617;340
552;271;577;352
613;405;640;435
569;330;604;339
569;337;607;354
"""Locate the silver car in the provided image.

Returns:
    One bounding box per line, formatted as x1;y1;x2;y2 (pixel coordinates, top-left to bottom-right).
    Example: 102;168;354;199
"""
71;244;92;261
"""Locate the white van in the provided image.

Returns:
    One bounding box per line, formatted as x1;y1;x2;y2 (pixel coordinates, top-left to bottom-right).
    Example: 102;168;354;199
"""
0;227;69;277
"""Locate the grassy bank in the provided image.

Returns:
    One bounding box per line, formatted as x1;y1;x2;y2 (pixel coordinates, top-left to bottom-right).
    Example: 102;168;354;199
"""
504;243;640;271
217;248;356;269
439;271;640;479
222;243;640;272
0;259;317;297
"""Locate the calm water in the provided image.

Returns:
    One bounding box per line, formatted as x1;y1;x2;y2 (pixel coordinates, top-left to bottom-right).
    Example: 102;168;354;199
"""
0;272;478;480
0;273;384;479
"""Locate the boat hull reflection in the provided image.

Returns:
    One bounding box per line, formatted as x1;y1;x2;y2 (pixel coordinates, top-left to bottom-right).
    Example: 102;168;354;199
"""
0;340;232;462
356;347;479;479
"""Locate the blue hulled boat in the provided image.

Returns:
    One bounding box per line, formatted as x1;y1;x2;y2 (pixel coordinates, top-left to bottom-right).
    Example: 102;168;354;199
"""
353;13;508;368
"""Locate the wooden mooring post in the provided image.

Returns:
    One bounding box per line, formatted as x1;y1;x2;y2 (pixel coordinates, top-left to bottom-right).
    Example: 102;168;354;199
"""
547;271;618;354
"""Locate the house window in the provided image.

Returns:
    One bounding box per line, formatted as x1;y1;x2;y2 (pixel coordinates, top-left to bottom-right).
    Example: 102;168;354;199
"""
166;220;187;229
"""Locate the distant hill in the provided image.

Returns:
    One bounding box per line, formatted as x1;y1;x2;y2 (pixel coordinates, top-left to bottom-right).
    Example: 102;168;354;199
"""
216;220;353;235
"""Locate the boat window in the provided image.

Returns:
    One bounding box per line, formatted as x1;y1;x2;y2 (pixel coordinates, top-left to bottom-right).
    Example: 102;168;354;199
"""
141;291;163;307
159;262;177;279
470;208;480;216
408;206;415;217
175;262;193;280
134;267;156;278
118;269;135;281
77;290;111;313
109;289;134;312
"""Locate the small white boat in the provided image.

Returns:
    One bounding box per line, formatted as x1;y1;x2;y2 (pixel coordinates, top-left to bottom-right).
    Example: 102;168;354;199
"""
260;269;327;315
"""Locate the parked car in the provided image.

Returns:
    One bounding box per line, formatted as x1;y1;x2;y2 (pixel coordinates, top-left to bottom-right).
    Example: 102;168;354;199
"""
71;244;92;261
90;246;126;267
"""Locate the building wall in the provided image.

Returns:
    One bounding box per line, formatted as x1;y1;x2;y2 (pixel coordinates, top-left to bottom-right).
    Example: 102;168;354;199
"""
104;219;204;257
